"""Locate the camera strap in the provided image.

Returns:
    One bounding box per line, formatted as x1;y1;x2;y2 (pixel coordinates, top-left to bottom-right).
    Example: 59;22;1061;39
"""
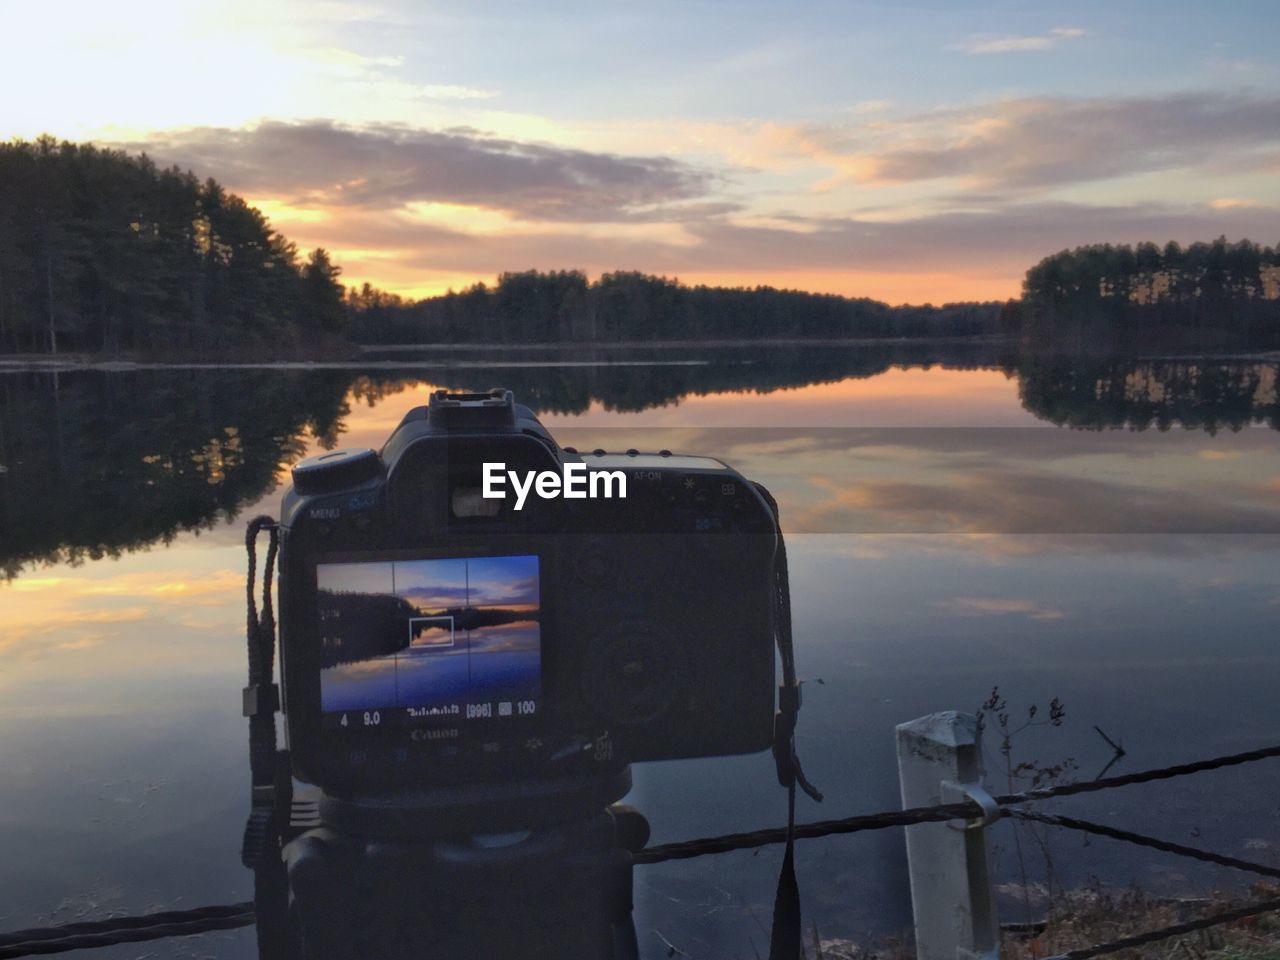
242;516;295;959
755;485;823;960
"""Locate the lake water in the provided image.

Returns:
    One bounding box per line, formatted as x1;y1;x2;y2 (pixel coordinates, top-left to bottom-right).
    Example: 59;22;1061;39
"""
2;343;1278;958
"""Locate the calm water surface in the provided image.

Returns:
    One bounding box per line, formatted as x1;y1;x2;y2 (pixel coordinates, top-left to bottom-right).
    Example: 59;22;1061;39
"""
2;345;1278;958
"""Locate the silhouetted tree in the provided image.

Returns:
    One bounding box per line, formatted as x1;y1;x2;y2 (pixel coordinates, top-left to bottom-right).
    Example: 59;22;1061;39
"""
1021;238;1280;348
345;269;1005;344
301;247;347;334
0;137;323;355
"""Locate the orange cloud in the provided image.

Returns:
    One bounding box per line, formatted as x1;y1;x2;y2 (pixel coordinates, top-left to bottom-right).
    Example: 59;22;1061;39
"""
670;269;1018;305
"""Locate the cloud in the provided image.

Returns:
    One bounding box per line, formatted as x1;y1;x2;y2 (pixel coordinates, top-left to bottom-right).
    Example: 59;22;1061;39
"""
251;188;1280;304
115;102;1280;299
783;92;1280;193
952;27;1086;55
415;84;500;101
878;93;1280;189
285;195;1278;300
652;201;1280;275
934;598;1067;620
126;120;717;222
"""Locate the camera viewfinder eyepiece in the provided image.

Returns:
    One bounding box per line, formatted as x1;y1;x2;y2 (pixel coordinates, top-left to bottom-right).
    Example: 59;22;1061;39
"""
428;388;516;429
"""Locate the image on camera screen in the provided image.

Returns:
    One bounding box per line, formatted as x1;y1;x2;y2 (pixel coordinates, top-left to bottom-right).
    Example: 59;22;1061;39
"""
316;555;541;725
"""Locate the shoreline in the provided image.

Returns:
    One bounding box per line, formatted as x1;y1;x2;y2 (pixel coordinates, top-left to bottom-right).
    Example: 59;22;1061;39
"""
0;357;724;372
3;338;1278;373
0;335;1009;372
357;334;1011;351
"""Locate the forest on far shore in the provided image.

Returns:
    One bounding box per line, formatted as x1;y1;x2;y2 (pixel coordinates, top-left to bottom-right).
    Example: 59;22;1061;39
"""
345;271;1004;344
1011;238;1280;348
0;137;349;355
1;136;1278;355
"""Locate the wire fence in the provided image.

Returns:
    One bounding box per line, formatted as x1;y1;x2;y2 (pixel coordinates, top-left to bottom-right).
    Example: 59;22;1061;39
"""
2;742;1278;959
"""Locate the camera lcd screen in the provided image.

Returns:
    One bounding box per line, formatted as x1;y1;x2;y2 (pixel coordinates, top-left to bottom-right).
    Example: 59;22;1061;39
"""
316;555;541;730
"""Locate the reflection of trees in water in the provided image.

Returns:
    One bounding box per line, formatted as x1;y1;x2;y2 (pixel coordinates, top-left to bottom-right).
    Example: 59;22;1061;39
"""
356;341;1007;415
319;591;417;664
0;369;353;578
318;589;538;666
1016;357;1280;432
4;345;1277;580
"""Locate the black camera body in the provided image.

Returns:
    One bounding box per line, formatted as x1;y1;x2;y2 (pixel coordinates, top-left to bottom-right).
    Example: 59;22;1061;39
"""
278;390;779;795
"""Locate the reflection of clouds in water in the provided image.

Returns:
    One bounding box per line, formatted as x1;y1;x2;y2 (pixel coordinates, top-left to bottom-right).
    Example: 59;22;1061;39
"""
321;657;399;711
545;368;1027;429
411;619;453;637
791;466;1280;534
529;423;1280;535
405;644;467;657
5;568;246;601
0;606;152;660
1;567;247;662
1199;449;1246;462
468;622;540;654
801;532;1280;562
322;657;396;680
557;424;1280;465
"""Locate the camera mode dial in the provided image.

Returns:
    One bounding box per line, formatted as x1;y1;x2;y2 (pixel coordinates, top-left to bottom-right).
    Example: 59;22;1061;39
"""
291;448;381;495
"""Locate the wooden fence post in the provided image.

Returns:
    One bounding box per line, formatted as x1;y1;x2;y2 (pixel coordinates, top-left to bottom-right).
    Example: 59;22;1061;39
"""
896;711;1000;960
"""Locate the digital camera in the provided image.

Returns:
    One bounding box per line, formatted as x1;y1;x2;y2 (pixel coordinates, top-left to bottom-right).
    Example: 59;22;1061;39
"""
278;389;780;794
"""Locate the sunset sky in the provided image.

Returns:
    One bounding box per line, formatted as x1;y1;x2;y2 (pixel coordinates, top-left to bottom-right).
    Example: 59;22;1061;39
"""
4;0;1279;304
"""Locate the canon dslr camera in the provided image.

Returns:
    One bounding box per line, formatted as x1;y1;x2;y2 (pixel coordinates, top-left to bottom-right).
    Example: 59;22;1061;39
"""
278;389;781;794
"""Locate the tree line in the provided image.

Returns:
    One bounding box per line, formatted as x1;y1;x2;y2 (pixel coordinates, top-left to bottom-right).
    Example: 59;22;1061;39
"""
346;270;1003;344
1014;238;1280;347
4;137;1279;354
0;136;347;354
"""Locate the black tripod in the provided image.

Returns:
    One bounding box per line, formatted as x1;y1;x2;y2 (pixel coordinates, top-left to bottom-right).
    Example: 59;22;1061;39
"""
269;773;649;960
